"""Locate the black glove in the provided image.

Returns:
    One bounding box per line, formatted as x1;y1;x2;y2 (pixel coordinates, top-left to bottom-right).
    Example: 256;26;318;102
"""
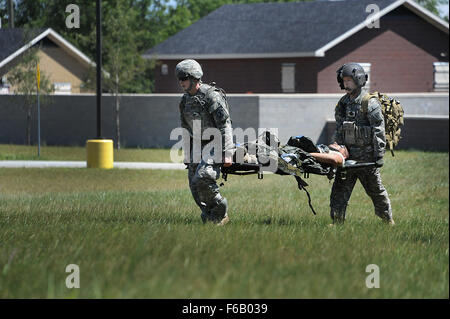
375;158;384;168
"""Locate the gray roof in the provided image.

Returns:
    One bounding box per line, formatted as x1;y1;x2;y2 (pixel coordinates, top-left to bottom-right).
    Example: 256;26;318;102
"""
145;0;399;58
0;28;46;62
0;28;94;69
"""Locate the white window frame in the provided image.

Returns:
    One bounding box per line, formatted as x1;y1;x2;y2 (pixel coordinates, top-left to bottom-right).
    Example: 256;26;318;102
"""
53;82;72;95
0;76;10;94
281;63;295;93
433;62;449;92
161;64;168;75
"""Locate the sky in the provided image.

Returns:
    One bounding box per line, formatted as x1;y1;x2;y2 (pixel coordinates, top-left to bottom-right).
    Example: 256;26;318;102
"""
438;3;449;17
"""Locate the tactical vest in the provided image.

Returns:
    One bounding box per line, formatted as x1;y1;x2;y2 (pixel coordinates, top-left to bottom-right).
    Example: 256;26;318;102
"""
180;84;226;138
336;94;374;148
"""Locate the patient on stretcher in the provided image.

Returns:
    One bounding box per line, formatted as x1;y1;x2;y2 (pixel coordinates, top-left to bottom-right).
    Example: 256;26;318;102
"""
232;132;349;178
309;142;349;168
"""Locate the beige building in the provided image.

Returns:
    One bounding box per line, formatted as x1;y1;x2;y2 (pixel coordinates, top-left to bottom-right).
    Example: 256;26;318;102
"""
0;28;95;94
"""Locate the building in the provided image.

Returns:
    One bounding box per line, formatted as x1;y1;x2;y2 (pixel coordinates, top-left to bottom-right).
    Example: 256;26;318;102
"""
0;28;95;94
144;0;449;93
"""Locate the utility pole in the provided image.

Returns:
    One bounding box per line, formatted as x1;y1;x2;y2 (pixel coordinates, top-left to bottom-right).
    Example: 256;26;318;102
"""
86;0;113;169
96;0;102;138
7;0;14;28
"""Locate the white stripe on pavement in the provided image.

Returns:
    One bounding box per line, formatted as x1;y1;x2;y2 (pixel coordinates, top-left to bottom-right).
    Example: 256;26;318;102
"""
0;161;186;170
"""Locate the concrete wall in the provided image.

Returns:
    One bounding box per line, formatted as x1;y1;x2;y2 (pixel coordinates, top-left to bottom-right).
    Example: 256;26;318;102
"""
325;116;449;152
258;94;338;144
0;92;447;151
0;94;259;148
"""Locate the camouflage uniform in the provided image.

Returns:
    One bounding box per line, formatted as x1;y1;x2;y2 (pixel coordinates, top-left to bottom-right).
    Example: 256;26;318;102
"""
179;82;234;223
331;88;392;222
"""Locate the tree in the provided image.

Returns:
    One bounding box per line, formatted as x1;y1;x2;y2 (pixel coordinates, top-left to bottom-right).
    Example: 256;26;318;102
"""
415;0;449;21
102;1;149;149
7;0;447;100
81;1;155;148
10;0;165;93
7;31;53;145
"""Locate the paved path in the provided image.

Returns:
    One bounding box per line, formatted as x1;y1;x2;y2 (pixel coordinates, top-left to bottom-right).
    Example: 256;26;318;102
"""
0;161;186;170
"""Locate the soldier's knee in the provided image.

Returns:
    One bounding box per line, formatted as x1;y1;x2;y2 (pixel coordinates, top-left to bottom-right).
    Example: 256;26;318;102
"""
210;197;228;222
366;188;389;202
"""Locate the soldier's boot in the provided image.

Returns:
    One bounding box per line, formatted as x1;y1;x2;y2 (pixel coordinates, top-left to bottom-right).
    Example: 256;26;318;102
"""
201;209;212;224
199;201;213;224
210;197;229;226
329;209;345;226
381;217;395;226
329;218;345;227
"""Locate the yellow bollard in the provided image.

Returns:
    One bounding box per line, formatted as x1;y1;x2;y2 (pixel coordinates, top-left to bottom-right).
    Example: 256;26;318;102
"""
86;139;114;169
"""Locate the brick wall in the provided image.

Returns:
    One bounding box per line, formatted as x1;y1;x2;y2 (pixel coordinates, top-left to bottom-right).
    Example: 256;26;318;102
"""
317;6;449;93
153;6;448;94
155;58;319;93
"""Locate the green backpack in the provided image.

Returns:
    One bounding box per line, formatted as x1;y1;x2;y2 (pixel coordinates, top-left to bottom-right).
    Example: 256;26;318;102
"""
362;92;405;156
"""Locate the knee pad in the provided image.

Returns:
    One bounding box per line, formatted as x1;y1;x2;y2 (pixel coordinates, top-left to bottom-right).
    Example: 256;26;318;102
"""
210;197;228;222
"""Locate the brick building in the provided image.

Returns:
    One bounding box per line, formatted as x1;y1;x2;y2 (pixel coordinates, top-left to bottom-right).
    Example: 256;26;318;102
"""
0;28;95;94
144;0;449;93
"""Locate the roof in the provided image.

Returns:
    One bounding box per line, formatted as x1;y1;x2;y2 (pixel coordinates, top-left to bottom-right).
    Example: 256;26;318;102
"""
0;28;45;62
144;0;449;60
0;28;95;69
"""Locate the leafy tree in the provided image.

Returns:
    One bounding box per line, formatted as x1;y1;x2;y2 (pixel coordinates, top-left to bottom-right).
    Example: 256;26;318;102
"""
80;1;155;148
7;32;53;145
5;0;448;99
415;0;449;21
102;0;150;149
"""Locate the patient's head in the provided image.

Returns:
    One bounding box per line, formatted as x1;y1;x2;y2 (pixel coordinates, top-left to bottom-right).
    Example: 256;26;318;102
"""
329;143;349;159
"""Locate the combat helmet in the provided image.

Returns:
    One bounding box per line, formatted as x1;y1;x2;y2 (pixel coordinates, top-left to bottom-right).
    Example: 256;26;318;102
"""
175;59;203;80
336;63;368;89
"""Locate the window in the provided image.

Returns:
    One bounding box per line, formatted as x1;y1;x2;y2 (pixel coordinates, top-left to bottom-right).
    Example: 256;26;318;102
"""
433;62;449;92
54;82;71;95
0;76;10;94
161;64;168;75
281;63;295;93
357;63;371;92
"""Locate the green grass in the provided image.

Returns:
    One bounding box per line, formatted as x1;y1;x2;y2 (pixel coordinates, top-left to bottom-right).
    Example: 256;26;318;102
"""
0;150;448;298
0;144;173;162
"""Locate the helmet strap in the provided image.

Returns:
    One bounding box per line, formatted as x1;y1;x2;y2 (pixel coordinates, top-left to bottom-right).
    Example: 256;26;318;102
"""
187;78;195;92
349;87;361;98
187;78;200;94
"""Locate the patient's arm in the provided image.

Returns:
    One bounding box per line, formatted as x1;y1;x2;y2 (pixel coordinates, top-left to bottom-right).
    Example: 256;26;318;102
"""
309;151;345;167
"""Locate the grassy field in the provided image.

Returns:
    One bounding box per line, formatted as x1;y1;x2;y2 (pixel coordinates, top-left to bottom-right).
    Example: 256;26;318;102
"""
0;150;448;298
0;144;173;162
